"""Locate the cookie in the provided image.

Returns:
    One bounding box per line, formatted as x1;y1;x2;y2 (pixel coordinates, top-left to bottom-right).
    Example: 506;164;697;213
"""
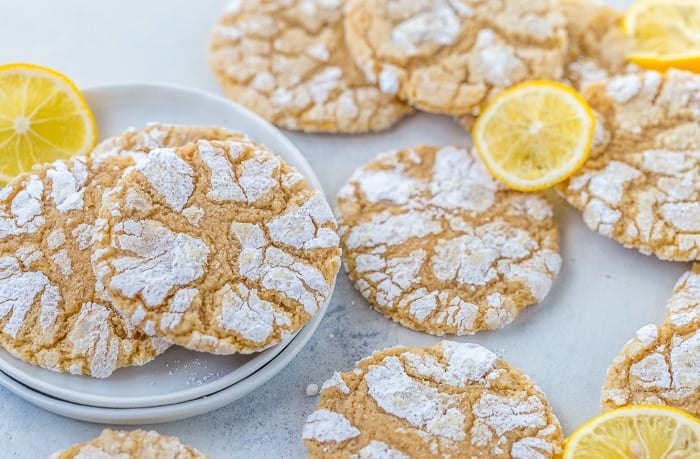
336;145;561;335
558;70;700;261
560;0;633;91
91;123;247;165
0;157;169;378
209;0;411;133
93;139;341;354
601;265;700;416
343;0;567;117
49;429;207;459
303;341;564;458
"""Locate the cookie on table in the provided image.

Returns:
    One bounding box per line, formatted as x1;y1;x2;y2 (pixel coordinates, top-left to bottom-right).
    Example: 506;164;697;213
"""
93;139;341;354
601;265;700;416
558;70;700;261
303;341;564;458
336;145;560;335
0;156;169;378
49;429;207;459
209;0;411;133
560;0;632;90
343;0;567;117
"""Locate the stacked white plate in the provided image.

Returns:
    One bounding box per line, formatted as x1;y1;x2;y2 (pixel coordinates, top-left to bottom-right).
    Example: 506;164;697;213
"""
0;84;334;424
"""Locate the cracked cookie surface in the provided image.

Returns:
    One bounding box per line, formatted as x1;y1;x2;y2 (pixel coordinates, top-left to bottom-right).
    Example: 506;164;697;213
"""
560;0;632;91
602;265;700;416
209;0;411;133
0;156;169;378
558;70;700;261
303;341;563;458
336;145;561;336
93;139;341;354
49;429;207;459
343;0;567;117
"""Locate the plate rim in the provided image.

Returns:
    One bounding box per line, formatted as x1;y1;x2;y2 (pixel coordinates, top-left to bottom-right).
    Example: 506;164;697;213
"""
0;81;333;409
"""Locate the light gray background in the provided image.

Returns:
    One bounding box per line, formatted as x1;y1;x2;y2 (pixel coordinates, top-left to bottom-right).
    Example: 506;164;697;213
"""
0;1;688;457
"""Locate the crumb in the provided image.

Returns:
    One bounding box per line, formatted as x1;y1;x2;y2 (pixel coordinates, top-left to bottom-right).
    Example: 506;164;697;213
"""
306;383;319;396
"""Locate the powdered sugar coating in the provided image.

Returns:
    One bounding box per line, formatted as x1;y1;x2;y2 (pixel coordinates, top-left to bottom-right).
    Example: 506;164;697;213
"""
305;341;563;457
0;156;168;378
209;0;411;133
354;441;408;459
559;70;700;261
337;145;560;335
343;0;567;116
0;174;45;239
94;139;340;354
303;409;361;443
602;266;700;416
135;149;194;212
49;429;207;459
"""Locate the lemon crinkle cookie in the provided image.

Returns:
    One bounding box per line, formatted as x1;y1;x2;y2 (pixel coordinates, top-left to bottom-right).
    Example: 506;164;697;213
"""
0;124;243;377
336;145;561;335
49;429;207;459
304;341;564;458
343;0;567;116
209;0;411;133
602;264;700;416
93;139;341;354
559;69;700;261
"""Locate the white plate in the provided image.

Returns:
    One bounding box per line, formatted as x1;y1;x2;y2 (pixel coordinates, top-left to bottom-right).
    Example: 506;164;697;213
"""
0;83;333;410
0;304;321;425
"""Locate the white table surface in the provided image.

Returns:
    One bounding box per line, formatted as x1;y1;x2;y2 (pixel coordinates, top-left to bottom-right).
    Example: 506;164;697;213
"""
0;1;689;458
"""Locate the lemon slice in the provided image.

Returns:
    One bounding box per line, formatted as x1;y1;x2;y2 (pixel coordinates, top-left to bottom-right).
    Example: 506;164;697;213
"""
472;81;595;192
0;63;97;184
564;405;700;458
623;0;700;72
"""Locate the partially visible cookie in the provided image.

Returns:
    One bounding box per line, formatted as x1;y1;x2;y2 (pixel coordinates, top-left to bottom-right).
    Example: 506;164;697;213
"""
558;70;700;261
666;264;700;328
303;341;564;458
601;265;700;416
0;157;169;378
560;0;633;90
336;145;561;335
343;0;567;116
49;429;207;459
91;123;247;165
93;139;341;354
209;0;411;133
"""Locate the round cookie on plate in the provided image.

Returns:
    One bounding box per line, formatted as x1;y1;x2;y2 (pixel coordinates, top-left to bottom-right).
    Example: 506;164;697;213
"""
93;139;341;354
343;0;567;117
559;0;632;90
336;145;561;335
601;265;700;416
303;341;564;458
49;429;207;459
209;0;411;133
0;124;243;378
0;156;170;378
558;69;700;261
